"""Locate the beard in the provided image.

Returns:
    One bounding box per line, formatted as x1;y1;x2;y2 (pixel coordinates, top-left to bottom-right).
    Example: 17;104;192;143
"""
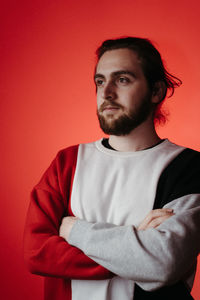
97;95;154;136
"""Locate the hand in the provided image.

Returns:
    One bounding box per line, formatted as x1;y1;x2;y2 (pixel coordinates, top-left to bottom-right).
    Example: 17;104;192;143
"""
59;216;78;241
137;208;174;231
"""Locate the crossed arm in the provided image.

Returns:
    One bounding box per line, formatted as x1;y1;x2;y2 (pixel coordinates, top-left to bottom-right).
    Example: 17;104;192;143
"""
24;150;200;288
59;195;200;291
24;183;200;289
59;208;174;240
23;179;174;282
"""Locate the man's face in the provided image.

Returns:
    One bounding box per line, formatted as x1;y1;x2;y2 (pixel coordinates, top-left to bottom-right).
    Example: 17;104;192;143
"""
95;48;155;136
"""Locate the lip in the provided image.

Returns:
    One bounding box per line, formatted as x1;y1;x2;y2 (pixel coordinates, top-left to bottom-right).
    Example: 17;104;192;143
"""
103;106;120;111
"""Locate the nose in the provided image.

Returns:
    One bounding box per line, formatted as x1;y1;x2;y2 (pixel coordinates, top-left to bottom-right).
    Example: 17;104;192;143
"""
101;81;117;100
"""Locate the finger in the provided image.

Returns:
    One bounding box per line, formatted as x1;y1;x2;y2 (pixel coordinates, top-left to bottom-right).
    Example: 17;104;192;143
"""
148;208;174;218
137;209;174;231
146;214;174;229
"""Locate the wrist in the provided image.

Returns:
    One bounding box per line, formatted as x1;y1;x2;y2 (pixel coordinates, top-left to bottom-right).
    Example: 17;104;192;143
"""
59;216;78;242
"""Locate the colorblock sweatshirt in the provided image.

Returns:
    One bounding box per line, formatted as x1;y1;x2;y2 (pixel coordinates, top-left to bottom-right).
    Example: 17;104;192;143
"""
23;139;200;300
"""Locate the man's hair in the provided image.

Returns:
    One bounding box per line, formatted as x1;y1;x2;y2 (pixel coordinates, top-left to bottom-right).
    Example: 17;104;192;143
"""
96;37;182;124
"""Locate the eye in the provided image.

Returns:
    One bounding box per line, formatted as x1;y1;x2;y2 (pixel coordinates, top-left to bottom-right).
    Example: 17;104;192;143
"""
95;79;104;87
118;77;130;84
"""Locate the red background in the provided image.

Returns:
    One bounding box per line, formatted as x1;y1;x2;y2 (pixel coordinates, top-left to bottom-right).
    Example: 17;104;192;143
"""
0;0;200;299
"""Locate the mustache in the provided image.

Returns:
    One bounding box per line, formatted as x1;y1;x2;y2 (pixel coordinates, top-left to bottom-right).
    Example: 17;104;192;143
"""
99;101;124;113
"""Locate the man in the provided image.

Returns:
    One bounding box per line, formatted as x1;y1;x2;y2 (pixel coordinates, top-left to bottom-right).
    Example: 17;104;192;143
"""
24;37;200;300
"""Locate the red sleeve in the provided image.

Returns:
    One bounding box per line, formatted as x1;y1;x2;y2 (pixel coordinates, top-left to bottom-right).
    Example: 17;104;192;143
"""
23;145;113;280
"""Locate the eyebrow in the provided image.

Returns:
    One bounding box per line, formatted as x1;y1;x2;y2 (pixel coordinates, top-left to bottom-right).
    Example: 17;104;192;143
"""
94;70;136;81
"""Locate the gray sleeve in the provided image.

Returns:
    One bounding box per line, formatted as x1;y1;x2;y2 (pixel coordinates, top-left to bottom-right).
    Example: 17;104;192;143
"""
68;194;200;291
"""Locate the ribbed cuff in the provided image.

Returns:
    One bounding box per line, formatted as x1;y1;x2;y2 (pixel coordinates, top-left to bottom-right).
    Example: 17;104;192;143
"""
68;219;93;251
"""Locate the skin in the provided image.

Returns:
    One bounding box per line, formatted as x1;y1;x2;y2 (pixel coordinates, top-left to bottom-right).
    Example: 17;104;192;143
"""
137;208;174;231
59;49;172;241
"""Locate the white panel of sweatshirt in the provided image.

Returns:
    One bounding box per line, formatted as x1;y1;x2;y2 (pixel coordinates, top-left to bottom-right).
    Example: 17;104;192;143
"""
70;139;185;300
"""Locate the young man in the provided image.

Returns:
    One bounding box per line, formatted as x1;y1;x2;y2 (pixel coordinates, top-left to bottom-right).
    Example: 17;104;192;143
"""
24;37;200;300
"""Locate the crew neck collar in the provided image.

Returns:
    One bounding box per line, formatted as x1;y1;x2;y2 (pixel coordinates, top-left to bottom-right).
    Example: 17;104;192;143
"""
102;138;165;152
95;138;169;157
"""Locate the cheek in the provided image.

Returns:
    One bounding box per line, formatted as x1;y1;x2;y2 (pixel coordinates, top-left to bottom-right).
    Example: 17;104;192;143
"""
129;85;149;100
96;92;103;108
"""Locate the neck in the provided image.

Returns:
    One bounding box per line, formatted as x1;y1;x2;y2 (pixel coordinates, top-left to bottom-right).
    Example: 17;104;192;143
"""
108;118;161;152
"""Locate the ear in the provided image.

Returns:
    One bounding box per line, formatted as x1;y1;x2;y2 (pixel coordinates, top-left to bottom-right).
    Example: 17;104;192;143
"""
151;81;167;104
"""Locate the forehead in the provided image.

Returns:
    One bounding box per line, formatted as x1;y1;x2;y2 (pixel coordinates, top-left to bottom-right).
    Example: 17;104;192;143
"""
96;48;144;76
